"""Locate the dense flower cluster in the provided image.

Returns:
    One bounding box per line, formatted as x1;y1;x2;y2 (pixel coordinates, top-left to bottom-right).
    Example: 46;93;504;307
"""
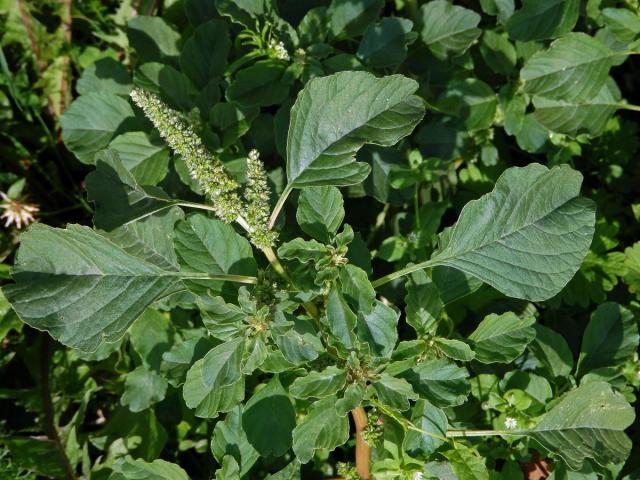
0;192;38;229
130;89;276;248
130;88;242;223
245;149;278;248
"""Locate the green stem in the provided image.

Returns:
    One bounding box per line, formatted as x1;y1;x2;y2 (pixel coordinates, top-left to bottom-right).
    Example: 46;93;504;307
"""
619;103;640;113
446;429;516;438
371;259;437;288
268;184;293;230
262;245;292;282
181;273;258;284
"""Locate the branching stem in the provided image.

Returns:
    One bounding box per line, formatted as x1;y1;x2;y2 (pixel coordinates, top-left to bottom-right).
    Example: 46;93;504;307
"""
268;185;293;230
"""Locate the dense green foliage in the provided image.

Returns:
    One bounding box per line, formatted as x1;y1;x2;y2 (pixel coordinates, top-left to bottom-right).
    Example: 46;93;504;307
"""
2;0;640;479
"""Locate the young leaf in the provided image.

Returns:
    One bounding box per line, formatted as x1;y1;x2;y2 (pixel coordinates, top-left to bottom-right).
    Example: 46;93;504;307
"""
290;366;347;399
242;376;296;457
405;270;443;335
60;92;136;164
183;339;245;418
357;300;399;358
433;338;475;362
523;382;635;470
292;396;349;463
422;164;595;301
357;17;415;69
532;80;622;136
198;296;246;340
528;324;574;378
468;312;536;364
403;399;447;458
108;457;190;480
372;374;417;411
521;33;615;102
417;1;481;59
577;302;639;375
506;0;579;41
86;151;178;231
322;285;357;352
394;358;470;407
286;71;424;188
340;264;376;314
121;366;168;412
2;224;201;351
296;186;345;243
443;446;489;480
211;406;259;477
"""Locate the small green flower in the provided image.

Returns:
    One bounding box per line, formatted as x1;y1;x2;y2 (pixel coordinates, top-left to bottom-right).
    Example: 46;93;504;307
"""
244;149;277;248
130;88;241;223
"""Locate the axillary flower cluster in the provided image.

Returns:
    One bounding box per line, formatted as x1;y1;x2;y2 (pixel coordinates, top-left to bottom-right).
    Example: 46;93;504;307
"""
130;88;276;248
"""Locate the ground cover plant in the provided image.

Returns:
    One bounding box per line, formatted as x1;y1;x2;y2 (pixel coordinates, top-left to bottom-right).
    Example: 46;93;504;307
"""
2;0;640;479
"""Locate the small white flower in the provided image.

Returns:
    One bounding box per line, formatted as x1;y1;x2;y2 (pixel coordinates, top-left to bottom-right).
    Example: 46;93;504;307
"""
413;472;425;480
248;149;260;162
0;192;39;229
504;417;518;429
269;38;290;61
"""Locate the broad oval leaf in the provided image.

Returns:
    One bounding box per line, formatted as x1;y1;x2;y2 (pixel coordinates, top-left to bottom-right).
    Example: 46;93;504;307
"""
108;457;189;480
3;224;190;351
468;312;536;364
292;396;349;463
507;0;579;41
430;163;595;301
418;1;481;60
524;382;635;470
290;366;347;399
211;406;259;476
286;71;424;188
296;186;345;243
520;33;615;102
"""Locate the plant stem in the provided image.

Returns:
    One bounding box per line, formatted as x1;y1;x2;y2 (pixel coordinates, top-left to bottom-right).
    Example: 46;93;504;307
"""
181;273;258;284
446;429;515;437
371;259;437;288
40;336;77;480
351;407;371;479
268;184;293;230
262;246;292;282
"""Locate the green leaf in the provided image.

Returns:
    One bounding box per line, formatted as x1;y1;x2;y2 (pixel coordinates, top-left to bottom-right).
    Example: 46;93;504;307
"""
468;312;536;364
296;186;345;243
357;300;399;358
211;406;259;477
183;338;245;418
76;57;132;96
577;302;639;375
532;80;622;136
322;285;357;352
128;309;174;371
180;19;230;88
480;30;517;75
108;131;170;185
277;238;327;263
417;1;481;60
3;224;195;351
405;270;443;335
214;455;240;480
403;399;447;458
524;382;635;470
135;62;195;112
340;264;375;314
286;71;424;188
227;61;291;108
372;373;417;411
528;324;574;378
396;358;470;407
437;79;497;130
335;383;365;416
127;16;180;63
174;214;257;294
623;241;640;298
602;8;640;43
506;0;579;41
86;151;177;231
243;376;296;457
108;457;189;480
121;366;168;412
357;17;416;68
292;396;350;463
290;366;347;399
198;296;246;340
433;338;475;362
443;446;489;480
105;207;184;271
61;92;136;164
521;33;615;102
328;0;384;39
161;336;214;387
428;164;596;301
